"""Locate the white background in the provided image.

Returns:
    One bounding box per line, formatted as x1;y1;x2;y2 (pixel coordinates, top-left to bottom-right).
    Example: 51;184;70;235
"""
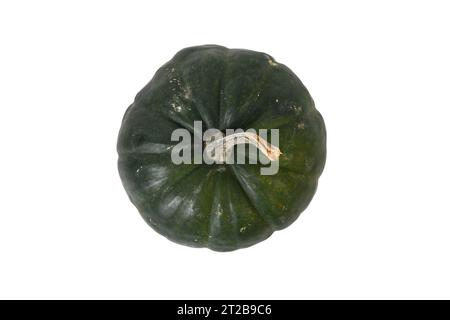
1;0;449;299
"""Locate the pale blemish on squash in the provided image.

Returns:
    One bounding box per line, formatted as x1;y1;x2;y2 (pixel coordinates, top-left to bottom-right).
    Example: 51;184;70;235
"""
291;105;303;114
217;203;223;217
159;195;182;217
267;57;278;66
184;85;193;100
183;198;195;218
216;166;226;173
171;103;182;113
142;165;169;190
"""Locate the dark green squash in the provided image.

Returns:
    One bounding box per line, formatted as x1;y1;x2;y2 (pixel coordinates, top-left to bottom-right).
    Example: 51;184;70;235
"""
117;45;326;251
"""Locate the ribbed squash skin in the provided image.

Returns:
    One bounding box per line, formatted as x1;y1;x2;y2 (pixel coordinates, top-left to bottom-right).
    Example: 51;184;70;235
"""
117;45;326;251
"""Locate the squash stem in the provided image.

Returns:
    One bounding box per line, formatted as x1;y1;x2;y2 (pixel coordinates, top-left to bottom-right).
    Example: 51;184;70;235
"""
204;131;282;163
